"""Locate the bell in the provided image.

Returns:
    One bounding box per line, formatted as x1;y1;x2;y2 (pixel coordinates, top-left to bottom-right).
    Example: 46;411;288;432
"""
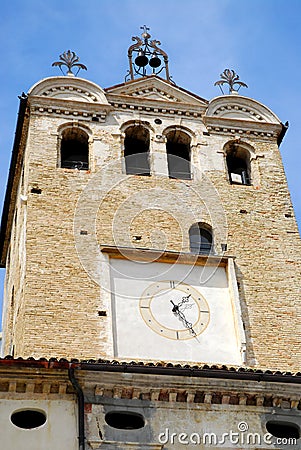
149;53;161;68
135;49;148;67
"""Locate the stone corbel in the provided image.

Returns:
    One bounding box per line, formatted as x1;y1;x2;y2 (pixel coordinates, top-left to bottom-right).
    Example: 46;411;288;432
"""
238;394;247;405
186;391;196;403
150;389;160;401
95;386;104;396
113;386;123;398
169;392;177;402
255;395;265;406
204;393;212;404
290;398;300;409
221;394;231;404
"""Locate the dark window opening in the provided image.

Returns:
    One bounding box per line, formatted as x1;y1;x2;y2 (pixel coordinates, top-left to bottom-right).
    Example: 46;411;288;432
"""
226;144;251;185
61;128;89;170
266;421;300;439
11;410;47;429
31;188;42;194
189;223;213;254
166;130;191;179
105;411;145;430
124;126;150;175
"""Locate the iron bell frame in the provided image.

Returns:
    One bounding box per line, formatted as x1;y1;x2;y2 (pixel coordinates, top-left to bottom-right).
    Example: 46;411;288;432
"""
126;26;171;82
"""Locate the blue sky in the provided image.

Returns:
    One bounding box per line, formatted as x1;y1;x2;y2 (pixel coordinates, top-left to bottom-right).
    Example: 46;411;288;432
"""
0;0;300;327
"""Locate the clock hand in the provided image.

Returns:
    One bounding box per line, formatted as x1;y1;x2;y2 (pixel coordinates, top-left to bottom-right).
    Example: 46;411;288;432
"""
170;299;180;314
178;294;195;313
170;300;197;337
178;294;191;309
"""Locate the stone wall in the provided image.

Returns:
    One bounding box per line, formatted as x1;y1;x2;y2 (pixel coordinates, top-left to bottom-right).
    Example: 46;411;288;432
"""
2;77;300;372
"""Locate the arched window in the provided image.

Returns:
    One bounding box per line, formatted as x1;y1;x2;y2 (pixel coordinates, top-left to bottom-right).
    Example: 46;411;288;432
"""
60;128;89;170
166;129;191;179
124;125;150;175
189;223;213;254
226;143;251;185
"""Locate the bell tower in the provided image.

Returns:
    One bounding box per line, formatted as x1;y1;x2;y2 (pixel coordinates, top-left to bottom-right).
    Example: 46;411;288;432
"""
1;28;301;449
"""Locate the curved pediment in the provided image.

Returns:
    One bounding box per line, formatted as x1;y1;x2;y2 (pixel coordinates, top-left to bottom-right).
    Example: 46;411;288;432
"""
28;76;109;104
206;95;281;124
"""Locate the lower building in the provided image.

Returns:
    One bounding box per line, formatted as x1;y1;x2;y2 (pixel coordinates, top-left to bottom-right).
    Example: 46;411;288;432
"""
1;358;301;449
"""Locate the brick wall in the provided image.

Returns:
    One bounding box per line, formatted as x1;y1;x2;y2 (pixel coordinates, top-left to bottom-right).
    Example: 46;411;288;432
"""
2;80;300;371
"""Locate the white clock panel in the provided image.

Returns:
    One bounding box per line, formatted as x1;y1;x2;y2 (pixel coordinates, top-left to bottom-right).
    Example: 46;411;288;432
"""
109;258;243;365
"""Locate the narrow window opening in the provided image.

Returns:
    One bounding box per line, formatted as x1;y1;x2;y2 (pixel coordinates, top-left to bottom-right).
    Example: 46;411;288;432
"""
61;128;89;170
31;188;42;194
11;410;47;429
266;421;300;439
226;143;251;185
189;223;213;254
124;125;150;175
105;411;145;430
221;243;227;252
166;130;191;179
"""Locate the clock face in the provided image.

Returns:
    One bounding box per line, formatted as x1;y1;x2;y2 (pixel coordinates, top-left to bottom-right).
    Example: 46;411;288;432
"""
139;281;210;340
109;258;244;365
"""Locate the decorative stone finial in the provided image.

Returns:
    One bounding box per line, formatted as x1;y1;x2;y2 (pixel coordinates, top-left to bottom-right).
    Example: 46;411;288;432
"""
214;69;248;95
52;50;87;77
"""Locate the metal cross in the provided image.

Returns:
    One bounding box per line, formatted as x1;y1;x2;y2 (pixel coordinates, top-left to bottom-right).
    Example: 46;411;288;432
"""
140;25;150;33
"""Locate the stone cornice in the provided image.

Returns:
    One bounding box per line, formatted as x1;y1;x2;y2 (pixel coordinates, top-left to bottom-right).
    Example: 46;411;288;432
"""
82;371;301;410
29;95;112;122
0;363;300;411
0;366;72;397
100;245;230;266
203;115;282;141
0;359;300;410
106;93;206;118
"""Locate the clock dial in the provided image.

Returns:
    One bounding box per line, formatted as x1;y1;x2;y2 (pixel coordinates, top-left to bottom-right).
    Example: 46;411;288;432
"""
109;258;244;364
139;281;210;340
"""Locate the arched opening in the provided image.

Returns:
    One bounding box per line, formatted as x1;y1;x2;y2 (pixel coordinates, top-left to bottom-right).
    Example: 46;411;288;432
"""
226;142;251;185
124;125;150;175
60;128;89;170
166;129;191;179
189;223;213;254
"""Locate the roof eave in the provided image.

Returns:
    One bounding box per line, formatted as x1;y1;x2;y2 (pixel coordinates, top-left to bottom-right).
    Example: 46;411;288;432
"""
0;357;300;385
